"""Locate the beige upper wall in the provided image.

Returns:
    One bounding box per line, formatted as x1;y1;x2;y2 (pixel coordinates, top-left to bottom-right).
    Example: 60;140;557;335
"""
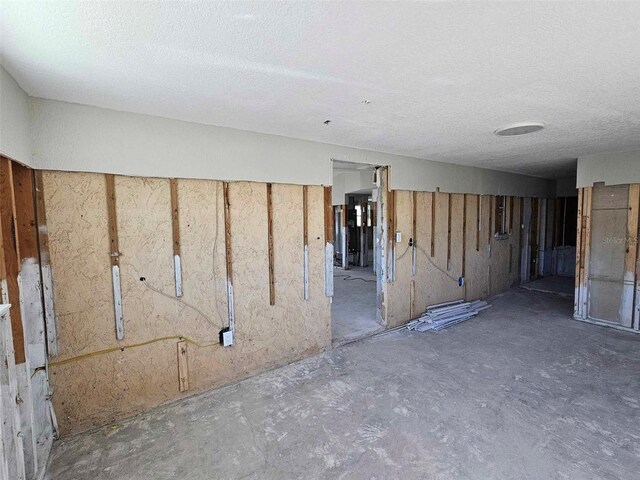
30;97;555;197
0;66;32;165
578;152;640;187
1;65;555;196
332;169;376;205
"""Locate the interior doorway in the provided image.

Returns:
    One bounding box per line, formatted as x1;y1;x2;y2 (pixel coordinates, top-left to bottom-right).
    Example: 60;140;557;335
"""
521;195;578;298
331;161;384;344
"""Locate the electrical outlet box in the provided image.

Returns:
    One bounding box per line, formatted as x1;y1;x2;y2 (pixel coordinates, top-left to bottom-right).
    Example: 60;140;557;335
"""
219;328;234;347
395;231;402;243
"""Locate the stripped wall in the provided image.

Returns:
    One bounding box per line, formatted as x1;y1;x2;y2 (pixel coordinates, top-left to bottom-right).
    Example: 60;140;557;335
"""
383;190;521;327
0;157;54;480
574;183;640;332
43;171;331;435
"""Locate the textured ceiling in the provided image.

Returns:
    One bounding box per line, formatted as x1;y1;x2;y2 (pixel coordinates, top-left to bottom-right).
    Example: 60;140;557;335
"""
2;1;640;179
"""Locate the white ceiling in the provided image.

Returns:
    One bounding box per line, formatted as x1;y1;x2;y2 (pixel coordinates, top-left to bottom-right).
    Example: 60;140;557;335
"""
2;1;640;179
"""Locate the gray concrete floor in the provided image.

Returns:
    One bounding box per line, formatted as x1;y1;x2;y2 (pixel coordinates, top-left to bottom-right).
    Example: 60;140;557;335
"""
522;275;574;298
331;266;382;344
48;289;640;480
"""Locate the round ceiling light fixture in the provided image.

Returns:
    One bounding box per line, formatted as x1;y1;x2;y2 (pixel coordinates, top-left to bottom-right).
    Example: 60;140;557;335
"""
494;122;545;136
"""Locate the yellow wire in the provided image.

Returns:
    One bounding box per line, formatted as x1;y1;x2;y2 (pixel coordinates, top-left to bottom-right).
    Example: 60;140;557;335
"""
49;335;219;368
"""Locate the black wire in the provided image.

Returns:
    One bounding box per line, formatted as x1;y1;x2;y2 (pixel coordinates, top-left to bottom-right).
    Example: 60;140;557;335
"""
334;274;377;283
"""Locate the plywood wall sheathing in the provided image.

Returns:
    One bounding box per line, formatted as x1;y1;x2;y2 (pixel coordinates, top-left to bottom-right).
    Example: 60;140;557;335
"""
45;173;331;435
384;190;521;327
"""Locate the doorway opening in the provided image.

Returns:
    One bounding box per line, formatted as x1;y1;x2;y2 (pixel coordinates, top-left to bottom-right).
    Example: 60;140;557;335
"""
521;195;578;298
331;161;384;344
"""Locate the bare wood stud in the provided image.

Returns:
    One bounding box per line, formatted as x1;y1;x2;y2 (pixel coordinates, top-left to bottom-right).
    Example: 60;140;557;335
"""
303;185;309;300
170;179;183;297
177;340;189;392
223;182;235;336
105;174;124;340
267;183;275;306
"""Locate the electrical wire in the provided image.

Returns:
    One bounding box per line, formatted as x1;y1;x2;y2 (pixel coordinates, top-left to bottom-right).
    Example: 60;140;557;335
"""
141;279;216;326
48;335;218;368
334;274;377;283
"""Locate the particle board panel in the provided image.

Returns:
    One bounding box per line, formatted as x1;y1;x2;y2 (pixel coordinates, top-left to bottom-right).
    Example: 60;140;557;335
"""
45;173;330;436
396;190;518;321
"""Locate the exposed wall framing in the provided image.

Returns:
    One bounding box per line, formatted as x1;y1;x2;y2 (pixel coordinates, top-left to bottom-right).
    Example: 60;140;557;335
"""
0;158;54;480
384;190;521;328
574;183;640;332
45;173;331;435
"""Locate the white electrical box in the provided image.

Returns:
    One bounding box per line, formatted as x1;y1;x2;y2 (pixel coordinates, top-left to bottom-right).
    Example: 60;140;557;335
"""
395;231;402;243
221;329;234;347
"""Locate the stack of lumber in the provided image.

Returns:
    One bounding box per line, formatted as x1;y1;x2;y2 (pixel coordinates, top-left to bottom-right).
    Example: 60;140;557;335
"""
406;299;491;332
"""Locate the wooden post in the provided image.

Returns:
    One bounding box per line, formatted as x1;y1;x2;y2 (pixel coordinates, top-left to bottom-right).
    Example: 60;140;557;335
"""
577;187;593;318
341;204;348;270
476;194;481;252
488;196;494;247
324;186;334;297
33;171;57;355
105;174;124;340
412;191;417;276
462;194;467;278
266;183;275;306
223;182;235;335
0;158;26;362
302;186;309;300
446;193;452;270
430;192;436;257
177;340;189;392
574;188;583;317
621;184;639;328
388;189;396;281
634;184;640;330
170;179;183;297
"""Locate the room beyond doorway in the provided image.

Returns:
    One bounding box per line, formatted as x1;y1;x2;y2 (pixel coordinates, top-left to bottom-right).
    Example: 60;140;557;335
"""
331;161;383;344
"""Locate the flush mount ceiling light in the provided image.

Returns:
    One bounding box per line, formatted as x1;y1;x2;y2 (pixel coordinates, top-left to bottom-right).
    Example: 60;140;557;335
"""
494;122;545;136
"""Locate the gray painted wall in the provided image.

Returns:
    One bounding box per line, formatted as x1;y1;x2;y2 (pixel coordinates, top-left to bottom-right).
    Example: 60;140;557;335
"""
578;152;640;187
0;66;32;165
4;65;556;196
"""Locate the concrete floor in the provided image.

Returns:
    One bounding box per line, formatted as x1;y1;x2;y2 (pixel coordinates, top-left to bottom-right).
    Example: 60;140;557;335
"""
48;289;640;480
522;275;574;298
331;266;382;344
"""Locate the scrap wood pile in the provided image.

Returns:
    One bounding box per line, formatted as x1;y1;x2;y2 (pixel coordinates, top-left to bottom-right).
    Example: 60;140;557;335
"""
407;299;491;332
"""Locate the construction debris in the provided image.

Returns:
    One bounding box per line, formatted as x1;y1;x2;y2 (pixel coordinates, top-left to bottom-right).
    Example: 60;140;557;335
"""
406;299;491;332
